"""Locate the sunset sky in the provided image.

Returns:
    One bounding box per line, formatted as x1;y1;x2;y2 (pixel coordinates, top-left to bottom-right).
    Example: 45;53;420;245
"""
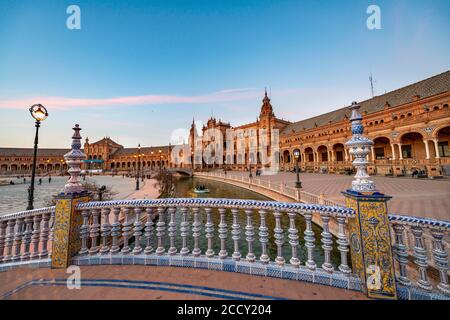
1;0;449;148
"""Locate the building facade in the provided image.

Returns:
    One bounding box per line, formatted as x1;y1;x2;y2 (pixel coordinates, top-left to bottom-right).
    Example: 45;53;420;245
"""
1;71;449;177
279;71;450;177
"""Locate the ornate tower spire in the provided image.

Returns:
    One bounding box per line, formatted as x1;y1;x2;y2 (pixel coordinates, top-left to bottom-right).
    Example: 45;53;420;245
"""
63;124;87;194
260;88;274;118
345;102;375;193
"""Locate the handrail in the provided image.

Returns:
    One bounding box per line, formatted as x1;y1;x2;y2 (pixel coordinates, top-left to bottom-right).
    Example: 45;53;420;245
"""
0;206;55;222
75;198;355;218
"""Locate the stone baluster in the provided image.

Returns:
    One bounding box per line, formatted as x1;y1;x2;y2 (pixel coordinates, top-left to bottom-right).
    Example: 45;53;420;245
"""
12;218;24;261
39;212;50;259
273;210;285;266
218;208;228;259
191;207;201;257
48;210;55;258
392;224;411;285
180;207;190;255
258;210;269;264
320;215;334;272
231;208;241;261
411;226;432;290
121;208;133;254
304;212;316;270
336;217;351;274
3;219;16;262
79;209;90;255
430;229;449;294
110;208;121;254
88;209;100;255
245;209;256;262
167;207;177;255
144;208;154;254
155;207;166;255
100;208;111;254
287;212;300;267
205;208;215;258
3;219;15;263
21;217;34;261
132;208;143;254
0;221;7;262
30;214;41;260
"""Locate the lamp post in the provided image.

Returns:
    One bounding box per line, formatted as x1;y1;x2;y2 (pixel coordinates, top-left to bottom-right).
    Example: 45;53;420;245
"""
293;149;302;188
249;158;253;178
27;104;48;210
136;144;141;190
141;153;145;181
191;151;194;171
159;149;162;171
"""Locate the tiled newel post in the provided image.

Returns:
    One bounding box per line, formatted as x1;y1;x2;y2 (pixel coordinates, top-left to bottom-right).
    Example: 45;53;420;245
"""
343;102;397;300
51;124;91;268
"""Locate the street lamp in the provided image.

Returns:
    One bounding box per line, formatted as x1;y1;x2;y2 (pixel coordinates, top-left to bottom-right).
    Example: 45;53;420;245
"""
141;153;145;182
159;149;162;171
27;104;48;210
293;149;302;188
136;144;141;190
191;151;194;171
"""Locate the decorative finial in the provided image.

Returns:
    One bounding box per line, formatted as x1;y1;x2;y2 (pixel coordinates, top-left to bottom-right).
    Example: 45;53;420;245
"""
63;124;87;194
345;102;376;193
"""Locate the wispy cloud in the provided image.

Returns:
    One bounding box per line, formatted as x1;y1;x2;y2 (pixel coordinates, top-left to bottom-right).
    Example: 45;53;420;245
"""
0;88;261;110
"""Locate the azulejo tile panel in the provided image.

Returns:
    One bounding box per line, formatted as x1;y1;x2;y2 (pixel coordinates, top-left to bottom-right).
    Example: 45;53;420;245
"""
344;191;397;300
51;195;90;268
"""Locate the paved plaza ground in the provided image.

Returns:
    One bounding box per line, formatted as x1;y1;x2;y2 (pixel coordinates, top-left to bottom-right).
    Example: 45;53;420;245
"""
224;171;450;221
0;265;366;300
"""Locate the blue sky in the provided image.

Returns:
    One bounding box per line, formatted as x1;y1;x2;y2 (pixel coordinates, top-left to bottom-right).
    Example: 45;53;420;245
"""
0;0;449;148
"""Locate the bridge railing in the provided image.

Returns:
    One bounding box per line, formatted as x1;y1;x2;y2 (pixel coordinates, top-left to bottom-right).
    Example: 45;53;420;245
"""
0;206;55;263
195;171;450;296
1;197;448;297
388;214;449;294
73;198;354;276
197;171;342;207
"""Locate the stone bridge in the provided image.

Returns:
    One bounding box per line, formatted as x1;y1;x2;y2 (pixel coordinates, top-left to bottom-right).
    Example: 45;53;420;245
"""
0;102;448;300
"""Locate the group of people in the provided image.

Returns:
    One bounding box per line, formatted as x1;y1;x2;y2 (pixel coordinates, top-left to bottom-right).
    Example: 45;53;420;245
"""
8;175;52;185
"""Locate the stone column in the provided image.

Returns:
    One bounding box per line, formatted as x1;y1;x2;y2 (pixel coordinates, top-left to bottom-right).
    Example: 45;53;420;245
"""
398;143;403;160
344;148;349;162
390;144;396;160
433;139;440;159
51;124;91;269
423;140;430;159
371;147;375;162
343;102;397;300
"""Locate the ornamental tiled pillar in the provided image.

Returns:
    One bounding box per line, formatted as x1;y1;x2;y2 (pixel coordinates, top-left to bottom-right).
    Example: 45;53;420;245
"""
342;102;397;300
51;124;91;269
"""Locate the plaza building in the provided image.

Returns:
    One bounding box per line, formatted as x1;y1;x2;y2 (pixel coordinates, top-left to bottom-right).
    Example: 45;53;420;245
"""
279;71;450;177
1;70;449;178
188;70;450;178
0;148;69;175
83;137;171;172
188;89;291;170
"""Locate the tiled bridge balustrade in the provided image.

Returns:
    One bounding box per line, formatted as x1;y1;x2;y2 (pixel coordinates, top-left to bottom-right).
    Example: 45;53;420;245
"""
0;199;448;300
